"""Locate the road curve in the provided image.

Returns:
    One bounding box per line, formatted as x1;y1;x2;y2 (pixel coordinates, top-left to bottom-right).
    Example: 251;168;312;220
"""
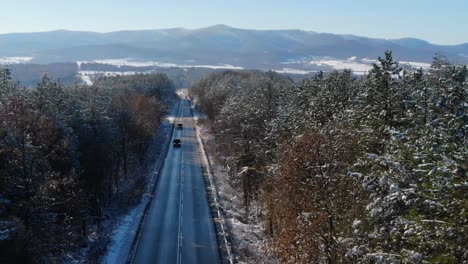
132;99;220;264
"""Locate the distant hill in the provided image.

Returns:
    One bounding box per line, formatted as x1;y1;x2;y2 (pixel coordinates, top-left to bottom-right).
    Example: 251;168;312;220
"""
1;25;467;70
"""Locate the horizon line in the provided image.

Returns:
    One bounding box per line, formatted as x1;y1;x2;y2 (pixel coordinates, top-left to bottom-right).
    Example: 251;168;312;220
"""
0;24;467;46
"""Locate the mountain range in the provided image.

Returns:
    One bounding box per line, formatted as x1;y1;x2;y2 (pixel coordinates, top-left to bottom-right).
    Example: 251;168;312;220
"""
1;25;467;70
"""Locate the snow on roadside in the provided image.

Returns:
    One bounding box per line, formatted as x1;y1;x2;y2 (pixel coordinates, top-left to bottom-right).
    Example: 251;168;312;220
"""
194;114;275;264
101;203;145;264
194;117;234;264
98;101;178;264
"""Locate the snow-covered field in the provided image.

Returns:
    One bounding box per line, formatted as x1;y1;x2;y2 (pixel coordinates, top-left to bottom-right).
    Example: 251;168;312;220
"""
400;61;431;69
80;58;244;70
75;59;244;85
78;70;140;76
72;56;434;85
76;70;150;85
73;56;433;85
309;58;373;74
282;56;433;75
361;57;378;64
0;56;33;64
273;68;315;75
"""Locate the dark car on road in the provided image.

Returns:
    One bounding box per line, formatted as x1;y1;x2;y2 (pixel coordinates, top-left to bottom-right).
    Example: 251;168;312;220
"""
177;123;183;130
173;138;181;147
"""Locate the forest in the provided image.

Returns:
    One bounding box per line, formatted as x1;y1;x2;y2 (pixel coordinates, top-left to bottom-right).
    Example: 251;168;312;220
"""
190;52;467;263
0;70;175;263
0;50;466;263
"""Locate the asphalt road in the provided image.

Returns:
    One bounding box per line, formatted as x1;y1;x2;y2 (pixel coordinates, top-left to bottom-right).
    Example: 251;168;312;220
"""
133;99;220;264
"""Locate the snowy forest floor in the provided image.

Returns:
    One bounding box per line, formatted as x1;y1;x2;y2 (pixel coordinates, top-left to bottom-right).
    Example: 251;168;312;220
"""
84;99;179;264
193;109;275;264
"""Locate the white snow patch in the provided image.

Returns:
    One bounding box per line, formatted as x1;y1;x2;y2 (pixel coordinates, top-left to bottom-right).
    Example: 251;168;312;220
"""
187;64;244;70
79;74;93;86
0;56;33;64
0;228;15;240
101;204;145;264
77;70;145;85
352;219;361;229
78;70;140;76
93;59;168;68
361;58;378;64
77;70;144;85
309;58;373;74
273;68;314;75
361;58;430;70
306;57;429;74
400;61;431;69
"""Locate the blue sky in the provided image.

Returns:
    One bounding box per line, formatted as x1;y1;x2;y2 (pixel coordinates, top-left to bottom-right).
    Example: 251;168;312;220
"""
1;0;467;44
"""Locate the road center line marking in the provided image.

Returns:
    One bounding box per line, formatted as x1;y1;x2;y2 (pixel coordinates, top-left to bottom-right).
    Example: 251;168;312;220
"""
176;102;185;264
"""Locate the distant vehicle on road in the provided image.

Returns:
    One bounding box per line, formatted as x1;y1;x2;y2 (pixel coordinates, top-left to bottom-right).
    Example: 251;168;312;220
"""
173;138;181;147
177;123;183;130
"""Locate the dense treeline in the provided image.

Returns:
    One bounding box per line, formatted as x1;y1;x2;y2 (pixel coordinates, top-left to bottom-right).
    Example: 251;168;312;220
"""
0;70;175;263
80;63;220;88
9;63;79;86
5;61;222;88
190;52;467;263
